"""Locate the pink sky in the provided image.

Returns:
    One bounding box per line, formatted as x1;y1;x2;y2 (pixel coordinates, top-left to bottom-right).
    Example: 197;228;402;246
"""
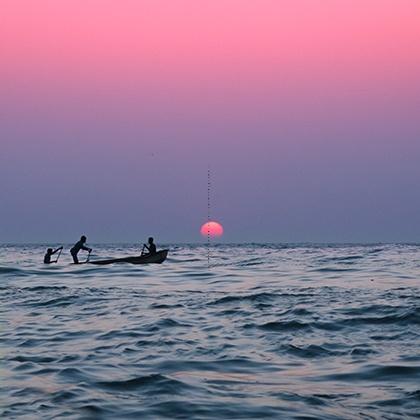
2;1;419;99
1;1;420;242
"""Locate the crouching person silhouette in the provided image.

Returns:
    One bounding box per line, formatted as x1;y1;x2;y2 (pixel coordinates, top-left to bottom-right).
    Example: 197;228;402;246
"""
44;246;63;264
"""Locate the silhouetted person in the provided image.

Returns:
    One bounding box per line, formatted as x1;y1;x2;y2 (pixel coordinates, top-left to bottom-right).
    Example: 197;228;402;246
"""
70;235;92;264
142;237;156;255
44;246;63;264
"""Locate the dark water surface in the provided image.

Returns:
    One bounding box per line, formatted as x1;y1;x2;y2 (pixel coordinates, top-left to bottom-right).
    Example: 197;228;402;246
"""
1;244;419;419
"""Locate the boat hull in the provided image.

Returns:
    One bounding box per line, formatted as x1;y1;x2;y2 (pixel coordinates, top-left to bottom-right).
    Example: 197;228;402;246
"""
90;249;168;265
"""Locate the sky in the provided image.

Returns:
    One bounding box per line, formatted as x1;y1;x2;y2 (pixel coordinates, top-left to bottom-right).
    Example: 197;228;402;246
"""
1;0;420;243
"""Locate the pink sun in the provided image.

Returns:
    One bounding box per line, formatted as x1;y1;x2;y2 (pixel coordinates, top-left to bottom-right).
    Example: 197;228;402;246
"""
200;221;224;238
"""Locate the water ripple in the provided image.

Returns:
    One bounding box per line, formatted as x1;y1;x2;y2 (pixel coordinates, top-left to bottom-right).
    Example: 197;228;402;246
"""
1;243;420;418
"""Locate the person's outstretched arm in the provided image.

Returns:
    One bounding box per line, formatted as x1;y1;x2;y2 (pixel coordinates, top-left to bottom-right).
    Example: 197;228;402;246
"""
52;246;63;255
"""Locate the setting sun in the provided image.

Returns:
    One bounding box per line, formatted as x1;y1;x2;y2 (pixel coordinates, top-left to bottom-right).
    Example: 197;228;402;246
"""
200;221;224;238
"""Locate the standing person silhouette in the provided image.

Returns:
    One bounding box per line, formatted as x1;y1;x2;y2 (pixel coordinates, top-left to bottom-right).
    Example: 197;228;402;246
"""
70;235;92;264
142;237;157;255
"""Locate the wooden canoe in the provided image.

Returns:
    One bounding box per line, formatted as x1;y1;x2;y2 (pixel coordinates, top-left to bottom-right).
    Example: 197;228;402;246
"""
89;249;168;265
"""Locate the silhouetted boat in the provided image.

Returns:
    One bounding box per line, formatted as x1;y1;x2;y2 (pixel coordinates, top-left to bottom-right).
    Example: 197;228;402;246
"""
89;250;168;265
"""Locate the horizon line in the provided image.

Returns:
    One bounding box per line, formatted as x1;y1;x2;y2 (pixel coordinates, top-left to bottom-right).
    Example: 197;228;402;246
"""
1;241;419;246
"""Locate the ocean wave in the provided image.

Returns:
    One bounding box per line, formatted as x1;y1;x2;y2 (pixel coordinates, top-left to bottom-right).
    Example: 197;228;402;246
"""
313;267;359;273
317;255;364;264
321;364;420;382
157;357;277;373
256;320;311;332
237;257;265;267
283;343;346;358
0;266;27;276
27;294;81;307
210;292;275;305
338;307;420;327
97;373;191;393
24;285;69;292
10;355;57;363
2;243;420;419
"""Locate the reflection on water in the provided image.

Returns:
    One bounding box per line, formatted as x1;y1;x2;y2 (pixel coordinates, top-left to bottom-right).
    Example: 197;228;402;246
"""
1;244;420;418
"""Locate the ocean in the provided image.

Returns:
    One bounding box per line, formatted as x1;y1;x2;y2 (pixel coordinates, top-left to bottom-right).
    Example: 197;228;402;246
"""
1;244;419;419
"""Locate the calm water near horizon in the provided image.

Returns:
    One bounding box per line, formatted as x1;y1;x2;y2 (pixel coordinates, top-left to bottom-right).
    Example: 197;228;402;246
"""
1;243;419;418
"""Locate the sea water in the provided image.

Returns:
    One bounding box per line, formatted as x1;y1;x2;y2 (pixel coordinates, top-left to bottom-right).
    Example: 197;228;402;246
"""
1;244;419;419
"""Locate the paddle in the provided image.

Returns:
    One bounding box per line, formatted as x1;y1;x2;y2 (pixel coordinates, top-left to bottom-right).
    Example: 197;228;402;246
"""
53;247;63;263
85;250;91;263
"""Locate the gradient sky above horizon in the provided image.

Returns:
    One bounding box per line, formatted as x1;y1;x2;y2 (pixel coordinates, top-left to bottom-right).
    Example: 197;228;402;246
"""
1;0;420;243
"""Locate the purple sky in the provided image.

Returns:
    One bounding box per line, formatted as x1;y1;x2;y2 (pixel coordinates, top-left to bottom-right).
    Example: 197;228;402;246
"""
1;1;420;243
